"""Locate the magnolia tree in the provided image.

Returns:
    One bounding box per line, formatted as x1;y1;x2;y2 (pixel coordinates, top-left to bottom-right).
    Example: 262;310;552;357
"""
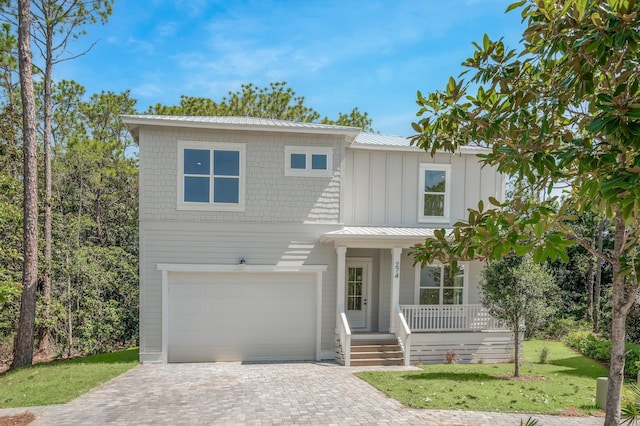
409;1;639;424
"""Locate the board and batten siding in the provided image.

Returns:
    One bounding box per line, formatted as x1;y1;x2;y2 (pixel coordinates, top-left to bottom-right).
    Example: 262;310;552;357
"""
138;126;347;224
139;221;340;362
343;149;504;226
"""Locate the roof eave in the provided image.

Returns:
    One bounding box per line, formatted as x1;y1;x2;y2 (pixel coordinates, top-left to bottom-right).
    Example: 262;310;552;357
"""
120;115;361;142
349;142;491;155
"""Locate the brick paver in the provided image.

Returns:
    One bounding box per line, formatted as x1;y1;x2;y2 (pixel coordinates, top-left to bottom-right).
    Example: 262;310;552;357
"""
0;362;603;425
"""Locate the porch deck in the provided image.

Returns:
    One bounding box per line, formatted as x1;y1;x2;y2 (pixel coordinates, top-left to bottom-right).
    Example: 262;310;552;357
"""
337;304;514;366
400;304;509;333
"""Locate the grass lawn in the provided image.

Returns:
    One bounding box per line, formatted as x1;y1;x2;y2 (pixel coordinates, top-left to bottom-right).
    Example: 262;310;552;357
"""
357;340;607;415
0;348;138;408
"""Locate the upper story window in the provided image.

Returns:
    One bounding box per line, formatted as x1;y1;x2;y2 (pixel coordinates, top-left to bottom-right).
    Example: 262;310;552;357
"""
284;146;332;177
177;141;245;211
415;264;466;305
418;163;451;223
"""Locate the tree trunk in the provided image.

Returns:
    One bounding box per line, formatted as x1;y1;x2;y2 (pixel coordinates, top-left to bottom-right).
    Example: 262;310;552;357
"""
513;320;520;377
585;221;596;322
11;0;38;370
37;21;54;355
604;212;636;425
585;256;594;322
593;215;606;331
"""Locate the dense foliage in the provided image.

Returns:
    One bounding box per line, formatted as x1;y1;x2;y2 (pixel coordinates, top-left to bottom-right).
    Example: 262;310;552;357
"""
147;81;375;132
565;330;640;378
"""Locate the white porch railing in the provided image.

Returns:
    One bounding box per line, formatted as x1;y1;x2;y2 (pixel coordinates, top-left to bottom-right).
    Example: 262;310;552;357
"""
400;304;508;332
394;305;411;366
337;304;352;367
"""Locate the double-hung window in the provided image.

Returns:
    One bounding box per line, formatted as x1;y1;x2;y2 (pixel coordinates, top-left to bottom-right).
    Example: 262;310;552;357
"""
284;146;332;177
177;141;245;211
416;264;465;305
418;163;451;222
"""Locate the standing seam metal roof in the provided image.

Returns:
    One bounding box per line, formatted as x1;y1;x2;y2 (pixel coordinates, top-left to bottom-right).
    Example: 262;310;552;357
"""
120;115;361;131
120;115;489;153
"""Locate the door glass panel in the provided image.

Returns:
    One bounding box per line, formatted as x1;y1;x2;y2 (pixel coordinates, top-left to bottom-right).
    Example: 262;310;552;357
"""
347;266;363;311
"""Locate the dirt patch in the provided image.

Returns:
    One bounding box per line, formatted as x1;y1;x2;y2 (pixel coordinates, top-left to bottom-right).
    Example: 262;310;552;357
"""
0;412;36;426
492;374;547;381
559;407;585;416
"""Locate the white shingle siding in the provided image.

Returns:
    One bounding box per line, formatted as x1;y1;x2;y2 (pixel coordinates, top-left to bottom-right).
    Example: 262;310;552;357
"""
139;127;345;223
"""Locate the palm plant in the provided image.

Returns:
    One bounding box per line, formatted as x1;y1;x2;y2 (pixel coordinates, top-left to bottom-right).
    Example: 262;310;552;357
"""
622;383;640;425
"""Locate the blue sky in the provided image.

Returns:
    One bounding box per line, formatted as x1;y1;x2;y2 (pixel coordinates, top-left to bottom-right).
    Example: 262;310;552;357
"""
55;0;526;136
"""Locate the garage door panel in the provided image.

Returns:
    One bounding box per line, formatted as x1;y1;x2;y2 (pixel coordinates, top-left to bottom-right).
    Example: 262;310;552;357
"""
168;272;316;362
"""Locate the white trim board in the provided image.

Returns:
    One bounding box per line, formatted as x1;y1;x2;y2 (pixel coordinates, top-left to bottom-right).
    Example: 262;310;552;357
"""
157;263;328;273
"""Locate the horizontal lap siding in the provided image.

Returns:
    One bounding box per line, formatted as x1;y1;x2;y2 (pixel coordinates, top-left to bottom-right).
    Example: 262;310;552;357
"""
410;332;519;364
139;221;339;358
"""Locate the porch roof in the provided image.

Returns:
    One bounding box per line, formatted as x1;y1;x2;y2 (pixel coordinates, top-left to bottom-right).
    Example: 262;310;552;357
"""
321;226;445;248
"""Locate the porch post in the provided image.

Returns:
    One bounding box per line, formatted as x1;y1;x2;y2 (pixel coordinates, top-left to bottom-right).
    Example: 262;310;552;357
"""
390;247;402;333
336;246;347;321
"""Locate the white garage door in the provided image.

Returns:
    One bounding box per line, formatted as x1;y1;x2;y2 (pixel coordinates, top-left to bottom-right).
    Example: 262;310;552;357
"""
168;272;316;362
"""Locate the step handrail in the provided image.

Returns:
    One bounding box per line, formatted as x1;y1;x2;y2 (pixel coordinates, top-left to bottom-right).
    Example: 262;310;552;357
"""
337;304;351;367
395;304;412;366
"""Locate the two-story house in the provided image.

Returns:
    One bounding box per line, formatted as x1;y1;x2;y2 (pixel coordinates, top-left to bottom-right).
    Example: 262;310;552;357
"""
122;115;514;366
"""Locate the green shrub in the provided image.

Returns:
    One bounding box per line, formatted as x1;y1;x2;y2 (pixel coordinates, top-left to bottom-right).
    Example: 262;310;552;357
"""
543;317;590;340
565;330;640;378
625;346;640;378
538;346;549;364
564;330;594;352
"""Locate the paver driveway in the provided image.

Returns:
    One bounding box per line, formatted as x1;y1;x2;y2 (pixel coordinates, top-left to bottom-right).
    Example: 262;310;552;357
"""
1;362;603;425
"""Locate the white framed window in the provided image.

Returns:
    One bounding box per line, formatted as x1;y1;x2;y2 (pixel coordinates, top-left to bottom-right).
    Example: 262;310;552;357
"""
414;263;467;305
177;140;245;211
284;146;332;177
418;163;451;223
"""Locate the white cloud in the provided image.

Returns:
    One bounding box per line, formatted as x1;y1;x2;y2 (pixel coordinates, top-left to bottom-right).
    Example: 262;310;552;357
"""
156;21;178;37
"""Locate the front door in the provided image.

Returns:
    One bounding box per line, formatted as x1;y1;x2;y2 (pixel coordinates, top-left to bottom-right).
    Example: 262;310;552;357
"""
345;260;370;330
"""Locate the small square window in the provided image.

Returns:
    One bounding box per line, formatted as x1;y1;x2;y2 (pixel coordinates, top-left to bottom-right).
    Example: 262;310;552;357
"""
311;154;327;170
290;153;306;169
285;146;332;177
